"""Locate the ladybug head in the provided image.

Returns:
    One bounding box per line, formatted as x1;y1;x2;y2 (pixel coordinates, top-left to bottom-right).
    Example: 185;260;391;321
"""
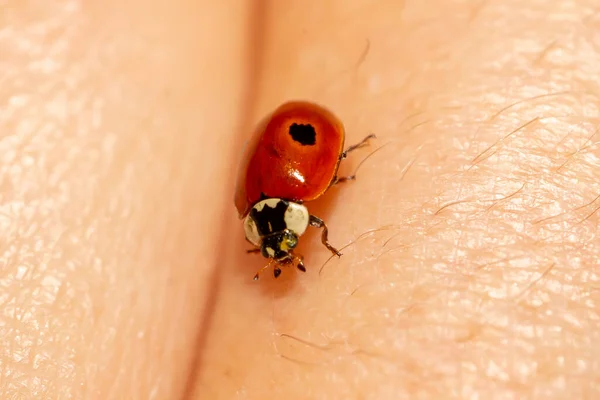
259;229;298;260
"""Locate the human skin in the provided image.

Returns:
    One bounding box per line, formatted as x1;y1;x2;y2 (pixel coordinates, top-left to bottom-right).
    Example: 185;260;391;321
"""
1;0;599;399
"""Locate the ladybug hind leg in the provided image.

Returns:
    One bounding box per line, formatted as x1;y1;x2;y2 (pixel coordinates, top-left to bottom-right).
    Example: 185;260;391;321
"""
334;134;376;184
340;134;376;159
309;215;342;257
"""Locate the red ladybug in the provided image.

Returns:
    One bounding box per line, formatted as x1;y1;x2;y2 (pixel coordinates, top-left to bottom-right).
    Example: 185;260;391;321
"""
235;101;375;280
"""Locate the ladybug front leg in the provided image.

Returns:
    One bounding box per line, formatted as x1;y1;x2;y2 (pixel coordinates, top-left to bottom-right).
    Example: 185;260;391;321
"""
295;254;306;272
309;215;342;257
253;259;275;280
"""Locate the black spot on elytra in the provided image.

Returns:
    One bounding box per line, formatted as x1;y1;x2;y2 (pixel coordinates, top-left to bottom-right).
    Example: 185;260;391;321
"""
250;199;289;236
289;123;316;146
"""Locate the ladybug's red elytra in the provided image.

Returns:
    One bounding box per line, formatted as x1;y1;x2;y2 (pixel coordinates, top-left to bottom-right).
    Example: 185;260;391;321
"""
234;101;375;280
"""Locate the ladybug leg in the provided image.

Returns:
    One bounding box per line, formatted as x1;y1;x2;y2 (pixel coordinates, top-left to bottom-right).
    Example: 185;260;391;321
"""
309;215;342;257
253;259;275;281
334;134;377;184
254;255;296;280
245;236;261;254
332;174;356;185
274;254;297;277
295;254;306;273
340;133;376;160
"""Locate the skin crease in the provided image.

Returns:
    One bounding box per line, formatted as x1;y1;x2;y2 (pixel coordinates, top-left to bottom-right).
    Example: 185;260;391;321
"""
0;0;252;398
1;1;599;399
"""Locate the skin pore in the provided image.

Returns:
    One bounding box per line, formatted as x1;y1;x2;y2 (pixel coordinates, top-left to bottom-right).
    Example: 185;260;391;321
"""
1;0;599;399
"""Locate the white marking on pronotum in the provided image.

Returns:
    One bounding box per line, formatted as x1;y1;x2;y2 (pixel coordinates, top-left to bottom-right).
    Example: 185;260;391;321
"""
283;202;309;236
253;198;280;212
244;215;261;246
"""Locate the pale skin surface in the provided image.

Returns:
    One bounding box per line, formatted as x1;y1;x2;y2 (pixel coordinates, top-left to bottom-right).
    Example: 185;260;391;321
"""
1;0;599;399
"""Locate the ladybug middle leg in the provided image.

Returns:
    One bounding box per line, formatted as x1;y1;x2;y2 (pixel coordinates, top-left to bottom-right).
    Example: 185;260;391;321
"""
246;237;261;254
333;134;376;184
309;215;342;257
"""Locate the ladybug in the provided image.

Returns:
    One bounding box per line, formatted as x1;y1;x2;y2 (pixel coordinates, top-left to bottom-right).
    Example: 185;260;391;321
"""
234;101;375;280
